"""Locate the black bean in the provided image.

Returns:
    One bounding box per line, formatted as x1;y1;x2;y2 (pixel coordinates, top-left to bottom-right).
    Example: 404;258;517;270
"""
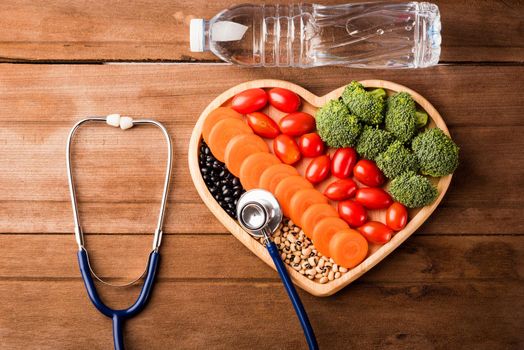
199;142;246;219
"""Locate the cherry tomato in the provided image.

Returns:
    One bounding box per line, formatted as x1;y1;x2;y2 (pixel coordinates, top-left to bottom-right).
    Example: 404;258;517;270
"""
268;88;301;113
355;188;393;209
246;112;280;138
298;132;325;157
331;147;357;179
358;221;393;244
386;202;408;231
279;112;316;136
231;88;268;114
338;200;367;227
273;134;301;165
305;155;331;184
323;179;358;201
353;159;385;187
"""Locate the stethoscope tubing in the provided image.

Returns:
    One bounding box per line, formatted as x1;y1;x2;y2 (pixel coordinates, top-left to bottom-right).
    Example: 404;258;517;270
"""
266;241;319;350
78;248;160;350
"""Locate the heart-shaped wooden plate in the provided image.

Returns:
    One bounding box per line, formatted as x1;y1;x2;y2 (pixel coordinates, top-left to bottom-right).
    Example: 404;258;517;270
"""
188;79;452;297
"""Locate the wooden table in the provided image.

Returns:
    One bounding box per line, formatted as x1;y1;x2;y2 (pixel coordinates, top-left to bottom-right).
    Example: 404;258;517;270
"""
0;1;522;349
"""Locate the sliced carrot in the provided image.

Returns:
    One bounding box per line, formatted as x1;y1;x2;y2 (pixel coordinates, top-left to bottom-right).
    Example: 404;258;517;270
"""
239;152;280;190
202;107;243;144
301;203;338;239
288;189;329;228
274;175;313;218
224;134;269;177
329;229;368;269
259;164;298;193
311;217;349;257
208;118;253;162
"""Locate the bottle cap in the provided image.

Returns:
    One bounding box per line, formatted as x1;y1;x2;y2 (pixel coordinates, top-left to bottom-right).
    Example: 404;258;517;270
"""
190;19;205;52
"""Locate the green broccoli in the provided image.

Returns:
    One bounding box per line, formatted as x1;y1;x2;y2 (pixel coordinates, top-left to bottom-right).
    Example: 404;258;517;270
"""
375;140;419;179
341;81;386;125
384;92;428;142
388;171;438;208
412;128;459;177
356;126;394;160
316;99;362;148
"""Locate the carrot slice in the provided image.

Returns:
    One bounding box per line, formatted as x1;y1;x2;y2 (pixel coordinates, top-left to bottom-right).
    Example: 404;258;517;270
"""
311;217;349;257
301;203;338;239
208;118;253;162
329;229;368;269
202;107;243;144
224;134;269;177
259;164;298;193
239;152;280;190
288;189;329;228
274;175;313;218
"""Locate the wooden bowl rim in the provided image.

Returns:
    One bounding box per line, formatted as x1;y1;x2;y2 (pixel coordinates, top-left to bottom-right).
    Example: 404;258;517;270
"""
188;79;452;297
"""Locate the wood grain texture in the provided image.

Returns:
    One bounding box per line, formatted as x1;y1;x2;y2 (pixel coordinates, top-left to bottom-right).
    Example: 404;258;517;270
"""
1;235;522;282
0;45;523;347
1;280;522;349
0;0;522;63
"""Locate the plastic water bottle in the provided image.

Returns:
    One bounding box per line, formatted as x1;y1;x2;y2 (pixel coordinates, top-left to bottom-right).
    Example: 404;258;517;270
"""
190;2;441;68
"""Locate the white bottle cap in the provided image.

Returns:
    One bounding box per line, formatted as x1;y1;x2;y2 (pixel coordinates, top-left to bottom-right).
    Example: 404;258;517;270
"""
190;19;205;52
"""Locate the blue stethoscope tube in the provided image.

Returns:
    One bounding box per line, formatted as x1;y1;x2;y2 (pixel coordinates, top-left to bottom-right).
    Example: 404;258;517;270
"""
77;248;160;350
266;241;319;350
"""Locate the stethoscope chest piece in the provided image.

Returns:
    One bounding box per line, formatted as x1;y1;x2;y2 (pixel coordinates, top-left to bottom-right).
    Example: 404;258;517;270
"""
237;189;282;239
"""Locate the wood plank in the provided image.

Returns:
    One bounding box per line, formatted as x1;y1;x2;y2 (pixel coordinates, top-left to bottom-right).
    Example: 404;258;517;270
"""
0;235;522;283
0;0;522;63
0;65;523;126
0;279;522;349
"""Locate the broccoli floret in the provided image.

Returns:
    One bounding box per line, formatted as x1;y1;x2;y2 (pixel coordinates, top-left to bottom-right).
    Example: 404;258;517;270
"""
375;141;419;179
356;126;394;160
412;128;459;177
388;171;438;208
341;81;386;125
316;99;362;148
385;92;428;143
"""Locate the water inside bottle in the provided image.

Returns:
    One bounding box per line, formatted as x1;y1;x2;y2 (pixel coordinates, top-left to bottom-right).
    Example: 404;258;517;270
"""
193;2;441;68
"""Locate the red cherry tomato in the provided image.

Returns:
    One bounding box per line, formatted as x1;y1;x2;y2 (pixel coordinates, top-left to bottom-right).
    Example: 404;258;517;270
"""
331;147;357;179
353;159;385;187
268;88;301;113
298;133;325;157
305;155;331;184
358;221;393;244
279;112;316;136
273;134;301;165
246;112;280;138
231;88;268;114
338;200;367;227
323;179;358;201
355;188;393;209
386;202;408;231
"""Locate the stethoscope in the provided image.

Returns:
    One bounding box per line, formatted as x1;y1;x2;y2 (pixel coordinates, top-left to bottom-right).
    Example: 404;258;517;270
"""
237;189;319;350
66;114;173;350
